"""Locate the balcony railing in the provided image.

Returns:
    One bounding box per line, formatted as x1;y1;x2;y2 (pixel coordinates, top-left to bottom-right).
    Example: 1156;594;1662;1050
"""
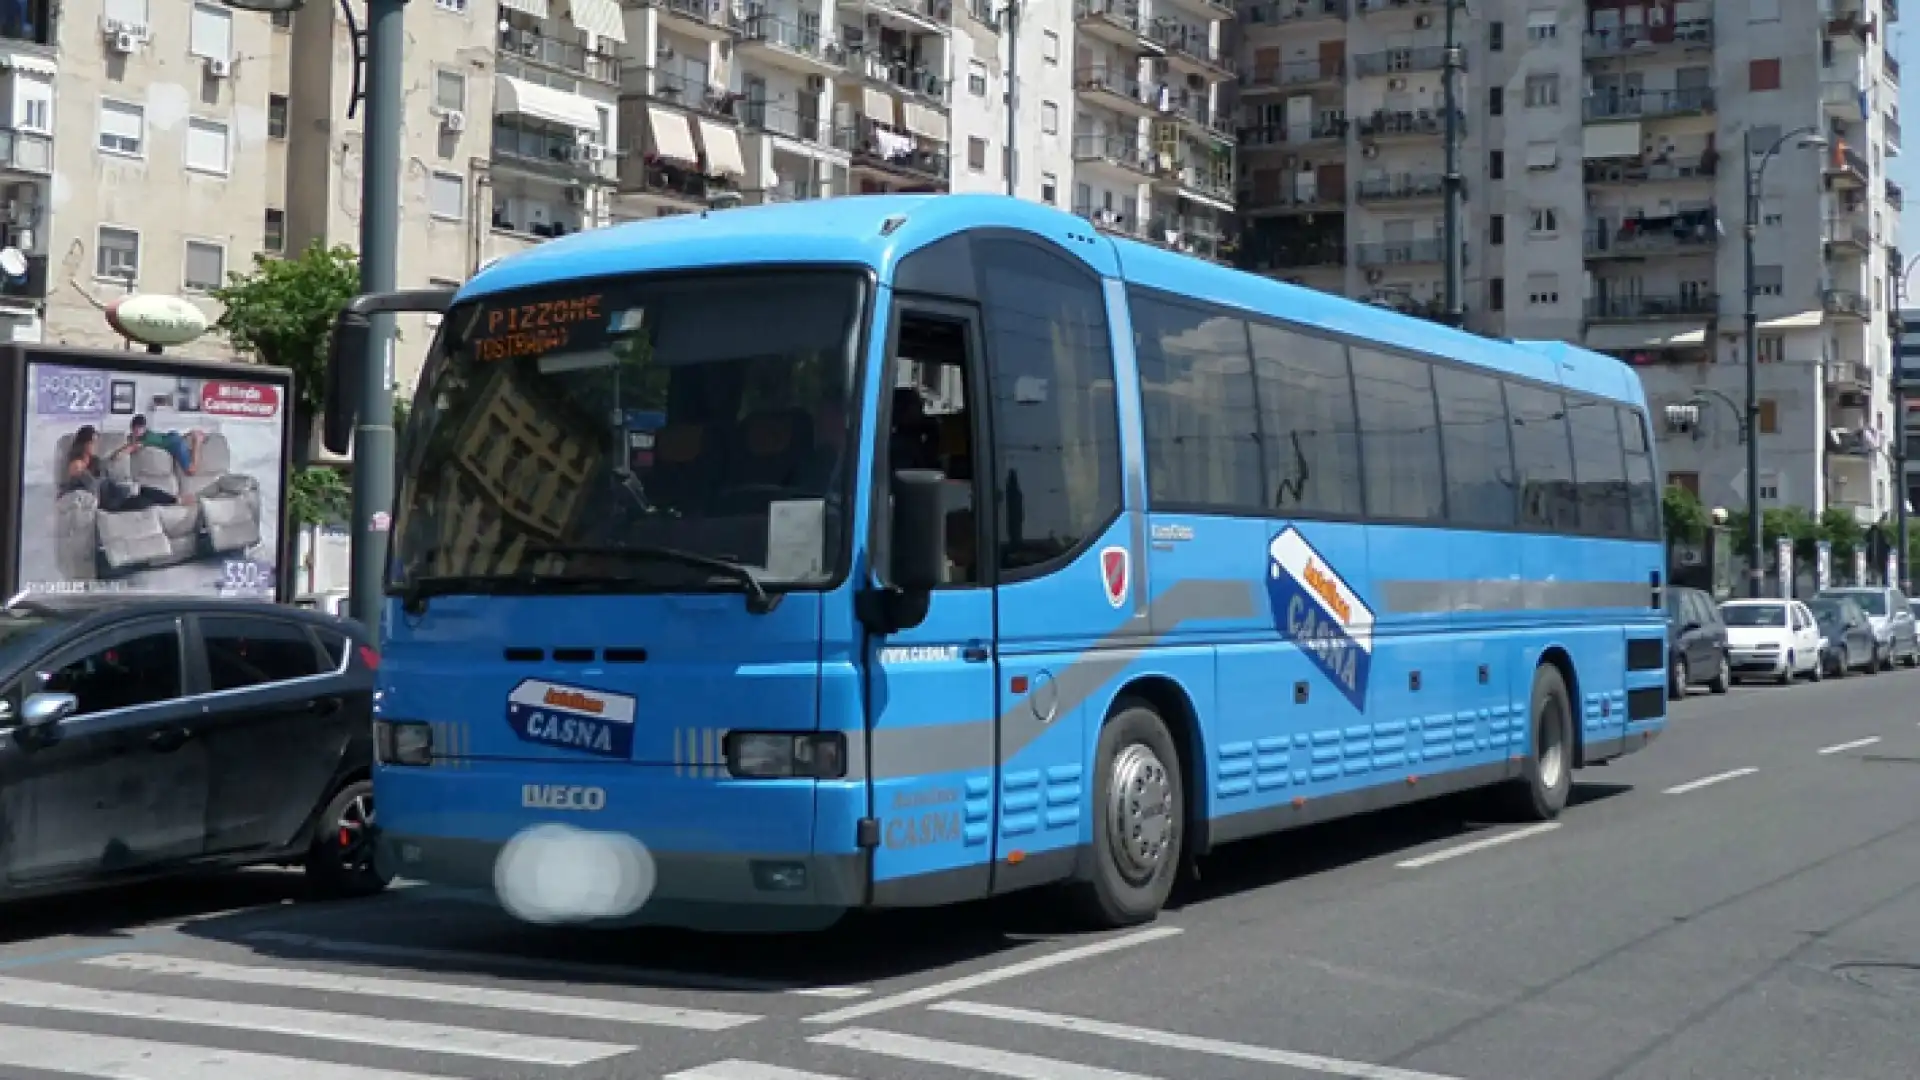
1888;54;1903;83
835;119;948;181
1353;0;1463;13
1355;239;1444;266
493;120;605;176
1240;188;1342;210
1585;293;1717;321
1583;87;1715;122
629;68;739;119
1074;202;1147;240
1827;360;1870;386
1239;117;1347;148
1075;0;1150;38
736;15;846;65
1582;154;1716;184
1888;179;1905;209
620;159;733;202
1352;47;1452;78
499;25;620;83
1244;235;1346;270
1356;109;1463;138
743;100;826;143
1242;58;1344;89
1073;132;1152;172
1240;0;1346;26
1356;172;1447;201
1581;20;1714;57
0;128;52;174
632;0;734;31
1075;65;1146;106
1161;90;1232;138
1826;216;1875;250
1825;146;1870;182
1583;221;1718;257
846;50;946;100
1152;22;1234;74
1888;116;1903;153
1824;288;1872;317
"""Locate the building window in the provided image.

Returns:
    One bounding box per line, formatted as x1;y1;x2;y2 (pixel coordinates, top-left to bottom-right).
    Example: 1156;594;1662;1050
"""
1040;172;1056;204
183;240;225;292
1489;21;1503;50
1525;141;1559;170
1488;276;1505;310
1529;207;1558;235
1489;214;1505;245
96;226;140;281
1527;13;1557;40
1040;101;1058;134
1525;74;1559;108
1488;86;1504;115
435;70;466;113
1042;30;1059;63
1758;398;1779;434
1489;149;1504;179
434;0;466;11
1526;274;1560;305
267;94;288;139
428;170;464;220
185;118;230;174
98;99;145;156
1758;335;1785;364
264;208;286;253
18;90;48;135
967;136;987;171
190;2;233;61
1667;471;1699;495
967;62;987;96
1753;264;1784;297
1750;58;1782;92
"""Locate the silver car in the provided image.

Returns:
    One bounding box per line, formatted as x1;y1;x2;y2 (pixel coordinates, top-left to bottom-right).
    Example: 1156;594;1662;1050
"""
1813;587;1919;670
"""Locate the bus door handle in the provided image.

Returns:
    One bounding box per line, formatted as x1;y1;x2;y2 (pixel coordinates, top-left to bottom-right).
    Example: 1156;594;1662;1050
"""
962;644;990;663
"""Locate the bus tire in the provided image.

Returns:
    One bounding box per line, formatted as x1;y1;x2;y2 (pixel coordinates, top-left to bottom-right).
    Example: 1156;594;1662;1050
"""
1499;665;1574;822
1073;700;1183;928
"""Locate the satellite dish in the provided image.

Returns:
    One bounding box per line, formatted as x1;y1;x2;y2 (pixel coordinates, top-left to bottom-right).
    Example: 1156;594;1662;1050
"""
0;248;26;280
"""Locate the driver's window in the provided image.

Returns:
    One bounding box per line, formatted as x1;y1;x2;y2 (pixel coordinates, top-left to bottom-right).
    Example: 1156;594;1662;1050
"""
38;627;184;718
892;311;978;586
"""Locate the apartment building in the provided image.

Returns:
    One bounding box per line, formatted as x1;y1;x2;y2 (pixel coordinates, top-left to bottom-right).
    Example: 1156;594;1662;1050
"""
1235;0;1903;526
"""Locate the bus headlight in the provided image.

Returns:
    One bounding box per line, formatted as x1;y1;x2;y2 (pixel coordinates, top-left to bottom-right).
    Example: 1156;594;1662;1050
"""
724;732;846;779
376;720;434;766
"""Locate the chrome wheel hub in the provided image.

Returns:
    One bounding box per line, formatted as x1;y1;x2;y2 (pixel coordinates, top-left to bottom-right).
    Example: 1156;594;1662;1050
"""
1106;743;1174;883
1536;699;1566;791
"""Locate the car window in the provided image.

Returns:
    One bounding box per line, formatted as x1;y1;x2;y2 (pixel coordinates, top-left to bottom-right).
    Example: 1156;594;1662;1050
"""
316;628;349;671
1690;592;1713;625
36;627;184;718
1722;603;1785;627
202;617;323;692
1824;589;1888;616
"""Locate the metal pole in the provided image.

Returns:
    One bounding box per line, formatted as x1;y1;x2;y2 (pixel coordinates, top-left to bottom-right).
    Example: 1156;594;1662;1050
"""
1897;282;1910;591
1441;0;1462;326
1002;1;1017;199
1743;128;1763;598
347;0;408;637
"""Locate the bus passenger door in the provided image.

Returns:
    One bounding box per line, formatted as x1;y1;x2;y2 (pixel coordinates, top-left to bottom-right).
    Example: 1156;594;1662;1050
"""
864;301;999;905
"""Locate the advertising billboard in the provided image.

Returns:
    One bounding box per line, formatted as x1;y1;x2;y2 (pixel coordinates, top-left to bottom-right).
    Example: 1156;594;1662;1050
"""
12;352;291;600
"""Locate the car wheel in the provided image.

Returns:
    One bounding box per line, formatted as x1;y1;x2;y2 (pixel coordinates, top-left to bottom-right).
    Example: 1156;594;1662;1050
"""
1071;698;1183;928
1809;654;1824;681
1670;656;1688;699
1707;654;1731;694
305;779;392;900
1778;656;1794;685
1495;664;1575;822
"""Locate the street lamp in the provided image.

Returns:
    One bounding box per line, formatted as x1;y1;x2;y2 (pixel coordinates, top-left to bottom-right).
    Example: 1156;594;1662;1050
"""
1743;125;1826;597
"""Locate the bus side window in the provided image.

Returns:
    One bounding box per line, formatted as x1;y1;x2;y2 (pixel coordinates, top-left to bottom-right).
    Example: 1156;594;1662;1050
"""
893;312;979;586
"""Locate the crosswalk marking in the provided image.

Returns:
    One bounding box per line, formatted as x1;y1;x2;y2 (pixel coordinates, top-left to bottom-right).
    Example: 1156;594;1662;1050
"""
87;952;759;1030
934;1000;1469;1080
0;1022;455;1080
666;1061;855;1080
0;974;630;1066
810;1028;1162;1080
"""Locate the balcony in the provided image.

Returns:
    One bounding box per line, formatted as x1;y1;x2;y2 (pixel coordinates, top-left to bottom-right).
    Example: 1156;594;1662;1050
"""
0;253;47;301
1152;22;1235;79
835;119;948;185
618;159;734;208
1075;66;1155;117
1582;19;1714;59
1827;359;1871;388
846;49;948;105
624;0;736;41
1826;215;1875;254
498;25;620;85
1355;239;1444;267
1243;229;1346;272
0;128;52;175
1823;77;1868;116
1239;117;1347;150
1353;0;1463;14
1355;172;1447;203
1075;202;1150;242
1161;90;1235;143
1889;115;1904;156
836;0;951;35
743;100;827;145
1585;293;1717;321
1583;86;1715;122
1073;132;1155;178
491;201;587;243
1582;153;1715;185
1074;0;1163;53
1888;179;1905;210
1159;0;1235;21
1824;288;1873;318
1827;3;1870;39
1888;54;1902;84
735;15;846;77
1240;58;1344;92
1824;146;1869;187
1355;108;1463;139
1583;215;1717;259
1352;46;1454;79
492;120;608;182
1240;186;1344;214
1241;0;1346;28
623;68;738;121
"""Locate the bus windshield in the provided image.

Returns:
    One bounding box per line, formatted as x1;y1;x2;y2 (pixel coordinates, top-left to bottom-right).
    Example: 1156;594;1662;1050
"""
391;270;866;597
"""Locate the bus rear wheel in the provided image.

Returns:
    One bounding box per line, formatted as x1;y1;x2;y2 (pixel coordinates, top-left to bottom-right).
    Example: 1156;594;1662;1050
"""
1073;699;1183;928
1497;664;1574;822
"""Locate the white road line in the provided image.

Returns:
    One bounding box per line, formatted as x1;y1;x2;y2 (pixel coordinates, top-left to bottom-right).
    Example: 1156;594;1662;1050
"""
802;926;1183;1025
0;1023;452;1080
812;1028;1160;1080
241;929;868;998
1663;767;1760;795
1394;823;1561;870
935;1000;1468;1080
666;1062;855;1080
86;952;758;1030
1818;736;1883;755
0;974;630;1066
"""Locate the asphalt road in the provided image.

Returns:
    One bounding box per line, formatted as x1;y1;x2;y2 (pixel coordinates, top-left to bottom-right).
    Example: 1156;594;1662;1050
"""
1;667;1917;1080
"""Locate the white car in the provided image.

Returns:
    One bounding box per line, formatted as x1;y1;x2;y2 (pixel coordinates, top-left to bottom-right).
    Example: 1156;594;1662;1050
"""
1720;599;1823;685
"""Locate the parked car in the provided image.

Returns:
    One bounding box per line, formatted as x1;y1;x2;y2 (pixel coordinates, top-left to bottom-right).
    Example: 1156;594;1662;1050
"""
1665;585;1730;698
1808;596;1878;677
0;595;386;903
1720;599;1823;684
1812;587;1919;670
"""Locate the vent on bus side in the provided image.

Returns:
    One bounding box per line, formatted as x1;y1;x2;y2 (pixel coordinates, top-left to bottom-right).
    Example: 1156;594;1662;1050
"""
500;647;649;664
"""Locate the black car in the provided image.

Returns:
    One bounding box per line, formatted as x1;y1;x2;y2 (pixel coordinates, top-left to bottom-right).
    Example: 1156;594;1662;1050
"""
1809;596;1877;676
0;595;386;902
1666;585;1731;698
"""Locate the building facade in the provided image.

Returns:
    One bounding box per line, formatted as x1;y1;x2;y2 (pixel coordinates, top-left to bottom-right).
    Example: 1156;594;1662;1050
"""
1235;0;1902;526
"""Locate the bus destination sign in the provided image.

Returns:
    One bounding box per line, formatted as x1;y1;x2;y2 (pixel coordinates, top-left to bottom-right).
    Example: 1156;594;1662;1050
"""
472;294;605;362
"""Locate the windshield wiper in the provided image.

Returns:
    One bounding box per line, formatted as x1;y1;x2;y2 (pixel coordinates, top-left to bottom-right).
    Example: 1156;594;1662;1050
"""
525;544;781;615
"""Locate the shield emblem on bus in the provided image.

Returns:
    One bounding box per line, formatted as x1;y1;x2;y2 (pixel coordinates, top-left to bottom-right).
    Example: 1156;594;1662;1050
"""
1100;546;1130;609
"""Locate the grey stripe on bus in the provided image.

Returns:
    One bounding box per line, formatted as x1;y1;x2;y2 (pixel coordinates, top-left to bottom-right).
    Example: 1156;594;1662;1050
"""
1377;579;1652;614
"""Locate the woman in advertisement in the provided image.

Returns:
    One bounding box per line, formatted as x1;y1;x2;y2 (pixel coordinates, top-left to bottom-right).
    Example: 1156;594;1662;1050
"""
60;425;194;513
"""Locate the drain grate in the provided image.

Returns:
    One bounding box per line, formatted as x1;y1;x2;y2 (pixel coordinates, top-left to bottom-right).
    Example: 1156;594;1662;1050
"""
1832;962;1920;994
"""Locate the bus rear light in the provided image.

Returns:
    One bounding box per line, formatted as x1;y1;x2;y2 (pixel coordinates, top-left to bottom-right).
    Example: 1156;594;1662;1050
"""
376;720;434;766
724;732;846;779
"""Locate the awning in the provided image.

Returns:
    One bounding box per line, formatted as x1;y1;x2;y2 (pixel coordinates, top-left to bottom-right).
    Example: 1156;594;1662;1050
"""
568;0;625;42
1582;120;1641;159
648;105;699;166
1584;322;1708;351
1525;141;1559;170
494;75;599;130
861;87;894;125
696;118;745;177
1;54;56;77
1758;310;1824;330
500;0;549;16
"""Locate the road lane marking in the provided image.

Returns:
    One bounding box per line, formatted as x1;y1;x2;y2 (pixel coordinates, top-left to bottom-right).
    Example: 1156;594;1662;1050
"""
667;1062;857;1080
86;952;758;1030
812;1028;1160;1080
935;1000;1468;1080
0;974;630;1065
241;929;867;998
1664;767;1760;794
802;926;1183;1025
1819;736;1883;755
1394;823;1561;869
0;1023;452;1080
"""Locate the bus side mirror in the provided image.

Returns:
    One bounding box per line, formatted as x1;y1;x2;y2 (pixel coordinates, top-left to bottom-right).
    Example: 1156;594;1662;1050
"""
889;469;947;595
323;312;371;455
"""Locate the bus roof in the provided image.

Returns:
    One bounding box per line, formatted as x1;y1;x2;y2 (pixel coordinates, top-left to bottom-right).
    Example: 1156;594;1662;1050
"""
463;193;1647;410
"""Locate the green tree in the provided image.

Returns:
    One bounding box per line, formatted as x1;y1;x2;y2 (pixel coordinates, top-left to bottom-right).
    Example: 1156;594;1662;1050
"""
286;466;353;527
1662;484;1708;545
211;242;361;413
1819;507;1865;566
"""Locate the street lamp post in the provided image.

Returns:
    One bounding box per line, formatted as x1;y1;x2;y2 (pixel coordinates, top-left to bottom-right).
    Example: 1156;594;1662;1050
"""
1440;0;1464;327
1743;125;1825;597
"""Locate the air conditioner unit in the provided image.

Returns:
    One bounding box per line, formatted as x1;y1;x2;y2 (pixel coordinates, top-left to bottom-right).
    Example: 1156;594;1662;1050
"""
564;187;586;206
205;57;231;78
583;143;606;162
1388;77;1407;91
441;109;466;132
108;29;138;52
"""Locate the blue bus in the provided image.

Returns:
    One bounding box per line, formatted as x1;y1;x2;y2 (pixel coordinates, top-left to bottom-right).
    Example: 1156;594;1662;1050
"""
348;193;1668;931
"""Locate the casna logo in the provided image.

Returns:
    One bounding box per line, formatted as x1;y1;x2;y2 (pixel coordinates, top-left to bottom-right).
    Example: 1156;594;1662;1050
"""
522;784;607;812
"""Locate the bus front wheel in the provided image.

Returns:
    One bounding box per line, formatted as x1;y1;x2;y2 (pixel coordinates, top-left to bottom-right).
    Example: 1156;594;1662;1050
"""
1499;664;1574;822
1074;699;1184;928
